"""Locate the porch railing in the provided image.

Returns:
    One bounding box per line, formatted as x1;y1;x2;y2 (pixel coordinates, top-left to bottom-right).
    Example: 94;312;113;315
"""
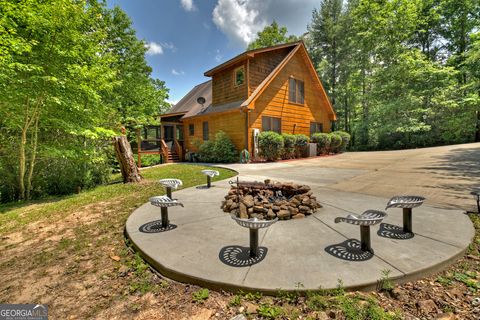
160;139;170;163
174;140;183;162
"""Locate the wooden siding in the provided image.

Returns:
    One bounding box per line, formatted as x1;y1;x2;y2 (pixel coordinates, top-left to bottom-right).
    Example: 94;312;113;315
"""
212;61;248;106
182;111;246;153
248;49;332;152
248;47;291;94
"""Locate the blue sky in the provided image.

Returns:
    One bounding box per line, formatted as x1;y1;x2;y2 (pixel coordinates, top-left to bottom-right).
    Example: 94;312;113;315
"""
106;0;320;104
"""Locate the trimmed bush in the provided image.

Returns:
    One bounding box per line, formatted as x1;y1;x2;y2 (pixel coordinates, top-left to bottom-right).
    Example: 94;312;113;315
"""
212;131;238;163
294;134;309;158
311;133;331;155
329;133;343;153
197;131;238;163
336;131;351;151
197;140;216;162
281;133;296;159
258;131;284;161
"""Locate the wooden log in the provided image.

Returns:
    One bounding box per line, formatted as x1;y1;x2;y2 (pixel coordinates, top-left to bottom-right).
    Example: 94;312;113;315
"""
113;136;142;183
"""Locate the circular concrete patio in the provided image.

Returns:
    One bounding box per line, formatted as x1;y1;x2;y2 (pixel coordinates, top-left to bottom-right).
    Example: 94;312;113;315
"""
126;171;474;293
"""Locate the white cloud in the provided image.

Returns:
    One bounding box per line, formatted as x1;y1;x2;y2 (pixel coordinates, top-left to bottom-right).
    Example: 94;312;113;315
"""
171;69;185;76
145;41;177;55
212;0;318;47
213;0;266;46
145;42;163;55
161;42;177;53
215;49;223;62
181;0;196;11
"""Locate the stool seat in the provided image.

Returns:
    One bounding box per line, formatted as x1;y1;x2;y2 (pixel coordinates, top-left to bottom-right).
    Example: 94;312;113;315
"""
159;179;183;190
149;196;184;208
335;210;386;226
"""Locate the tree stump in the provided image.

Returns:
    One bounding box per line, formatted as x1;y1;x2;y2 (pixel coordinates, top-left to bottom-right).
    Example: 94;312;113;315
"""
113;136;142;183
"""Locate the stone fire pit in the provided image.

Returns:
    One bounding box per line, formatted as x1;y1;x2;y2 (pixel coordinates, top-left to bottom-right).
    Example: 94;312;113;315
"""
221;179;321;220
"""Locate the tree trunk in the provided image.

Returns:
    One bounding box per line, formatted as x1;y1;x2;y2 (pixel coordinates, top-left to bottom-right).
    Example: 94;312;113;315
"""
475;109;480;143
19;126;27;200
26;113;39;200
113;136;142;183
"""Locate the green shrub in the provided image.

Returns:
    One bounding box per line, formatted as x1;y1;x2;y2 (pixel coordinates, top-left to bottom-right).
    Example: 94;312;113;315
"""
133;154;162;167
197;140;216;162
294;134;309;158
258;131;284;161
212;131;238;163
281;133;296;159
335;131;351;152
196;131;238;163
311;133;331;155
329;133;343;153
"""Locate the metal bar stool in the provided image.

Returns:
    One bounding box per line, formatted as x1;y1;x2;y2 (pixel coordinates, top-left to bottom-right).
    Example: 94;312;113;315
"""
335;210;387;254
231;215;278;258
201;170;219;188
386;196;425;233
149;196;184;228
159;179;183;198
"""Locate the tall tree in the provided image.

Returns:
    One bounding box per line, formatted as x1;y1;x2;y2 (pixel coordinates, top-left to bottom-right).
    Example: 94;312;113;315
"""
308;0;344;109
247;21;298;50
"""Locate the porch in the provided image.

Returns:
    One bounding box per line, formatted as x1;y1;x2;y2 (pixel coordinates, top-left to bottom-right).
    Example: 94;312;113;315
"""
136;122;185;167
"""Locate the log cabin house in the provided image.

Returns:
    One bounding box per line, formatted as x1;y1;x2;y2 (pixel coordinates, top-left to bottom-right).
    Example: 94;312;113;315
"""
138;41;336;165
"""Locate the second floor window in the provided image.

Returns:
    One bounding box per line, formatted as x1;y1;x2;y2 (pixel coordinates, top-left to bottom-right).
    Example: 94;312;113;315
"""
234;66;245;86
203;121;209;140
289;78;304;104
262;116;281;134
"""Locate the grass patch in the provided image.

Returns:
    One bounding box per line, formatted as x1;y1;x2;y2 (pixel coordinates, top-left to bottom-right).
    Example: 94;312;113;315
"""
0;164;236;235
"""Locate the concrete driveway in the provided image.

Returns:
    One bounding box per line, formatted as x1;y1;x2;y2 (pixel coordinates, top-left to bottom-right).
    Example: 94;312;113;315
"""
224;142;480;211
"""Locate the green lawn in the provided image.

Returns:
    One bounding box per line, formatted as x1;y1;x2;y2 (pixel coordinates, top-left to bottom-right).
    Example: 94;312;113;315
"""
0;164;236;235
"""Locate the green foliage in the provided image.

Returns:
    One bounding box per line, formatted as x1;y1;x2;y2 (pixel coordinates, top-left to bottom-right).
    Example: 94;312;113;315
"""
257;304;283;319
307;0;480;150
311;133;331;155
258;131;284;161
212;131;239;163
197;140;216;163
192;288;209;303
247;21;298;50
335;131;351;151
294;134;309;158
378;269;395;292
0;0;169;202
229;295;242;307
453;272;480;291
329;133;343;153
243;291;263;301
196;131;238;163
133;154;162;167
281;133;296;159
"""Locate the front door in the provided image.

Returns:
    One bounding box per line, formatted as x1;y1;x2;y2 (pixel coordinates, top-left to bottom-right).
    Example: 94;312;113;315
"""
163;125;174;149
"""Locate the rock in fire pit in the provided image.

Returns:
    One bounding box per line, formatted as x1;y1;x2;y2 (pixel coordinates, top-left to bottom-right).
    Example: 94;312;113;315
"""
221;179;321;220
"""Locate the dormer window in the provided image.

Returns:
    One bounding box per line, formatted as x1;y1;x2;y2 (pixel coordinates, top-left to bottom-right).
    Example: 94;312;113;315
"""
234;66;245;86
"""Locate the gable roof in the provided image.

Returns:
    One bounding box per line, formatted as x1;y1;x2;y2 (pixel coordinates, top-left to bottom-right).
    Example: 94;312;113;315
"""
162;80;212;117
240;42;336;120
163;41;336;121
204;41;300;77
